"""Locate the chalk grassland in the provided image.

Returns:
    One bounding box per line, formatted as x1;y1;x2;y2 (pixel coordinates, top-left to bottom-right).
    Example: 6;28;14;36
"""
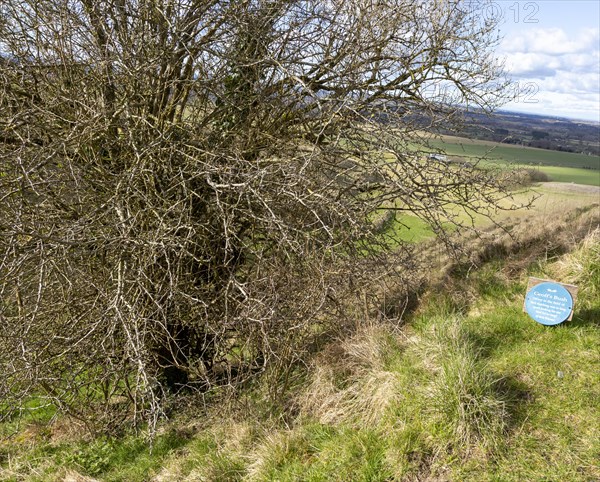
379;134;599;244
384;182;600;244
428;135;600;186
1;204;598;481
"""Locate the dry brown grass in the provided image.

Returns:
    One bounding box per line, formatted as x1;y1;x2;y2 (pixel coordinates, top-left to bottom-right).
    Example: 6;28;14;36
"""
299;325;403;427
61;470;100;482
552;226;600;307
434;203;600;279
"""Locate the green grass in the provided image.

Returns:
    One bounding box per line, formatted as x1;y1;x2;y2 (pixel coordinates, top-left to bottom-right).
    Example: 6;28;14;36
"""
2;208;599;481
0;427;193;481
382;183;599;244
383;214;435;244
373;133;599;246
253;424;392;482
533;165;600;185
428;135;600;186
431;135;600;169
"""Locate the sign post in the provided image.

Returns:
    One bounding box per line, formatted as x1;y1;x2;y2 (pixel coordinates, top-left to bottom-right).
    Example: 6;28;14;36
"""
524;278;578;326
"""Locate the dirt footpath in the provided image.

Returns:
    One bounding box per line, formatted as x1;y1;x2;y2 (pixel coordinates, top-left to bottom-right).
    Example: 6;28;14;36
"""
540;182;600;195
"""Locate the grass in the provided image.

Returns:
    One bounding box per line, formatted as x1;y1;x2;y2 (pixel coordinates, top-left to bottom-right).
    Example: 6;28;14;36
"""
371;132;599;246
419;317;510;454
382;183;599;244
431;134;600;170
532;165;600;185
426;135;600;186
249;424;392;482
382;214;435;244
1;202;599;481
0;426;193;481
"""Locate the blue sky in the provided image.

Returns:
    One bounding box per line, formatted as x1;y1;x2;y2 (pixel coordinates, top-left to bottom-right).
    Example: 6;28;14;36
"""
494;0;600;122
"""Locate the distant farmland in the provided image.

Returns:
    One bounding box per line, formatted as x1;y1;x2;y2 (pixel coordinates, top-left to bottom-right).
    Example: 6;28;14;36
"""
428;135;600;186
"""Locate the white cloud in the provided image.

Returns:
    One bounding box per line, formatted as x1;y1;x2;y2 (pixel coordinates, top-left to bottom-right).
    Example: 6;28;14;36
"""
504;51;599;78
503;52;558;78
506;90;600;122
542;71;600;95
501;27;599;55
498;26;600;120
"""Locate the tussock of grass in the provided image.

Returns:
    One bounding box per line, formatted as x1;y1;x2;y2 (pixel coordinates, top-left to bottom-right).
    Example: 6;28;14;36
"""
247;424;392;482
246;429;310;480
299;325;403;427
554;227;600;309
419;318;510;455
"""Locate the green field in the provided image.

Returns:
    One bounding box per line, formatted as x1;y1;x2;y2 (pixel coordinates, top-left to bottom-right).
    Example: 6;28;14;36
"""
431;135;600;168
530;165;600;184
428;135;600;186
383;182;600;245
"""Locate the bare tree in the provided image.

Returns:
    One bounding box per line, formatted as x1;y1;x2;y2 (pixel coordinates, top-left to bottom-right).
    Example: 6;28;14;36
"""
1;0;516;433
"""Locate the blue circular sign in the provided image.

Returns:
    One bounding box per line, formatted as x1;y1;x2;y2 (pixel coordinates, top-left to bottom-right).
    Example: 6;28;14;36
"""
525;282;573;326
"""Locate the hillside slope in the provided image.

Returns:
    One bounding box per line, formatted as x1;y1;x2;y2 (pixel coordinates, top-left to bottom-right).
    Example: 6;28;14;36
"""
1;207;599;482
